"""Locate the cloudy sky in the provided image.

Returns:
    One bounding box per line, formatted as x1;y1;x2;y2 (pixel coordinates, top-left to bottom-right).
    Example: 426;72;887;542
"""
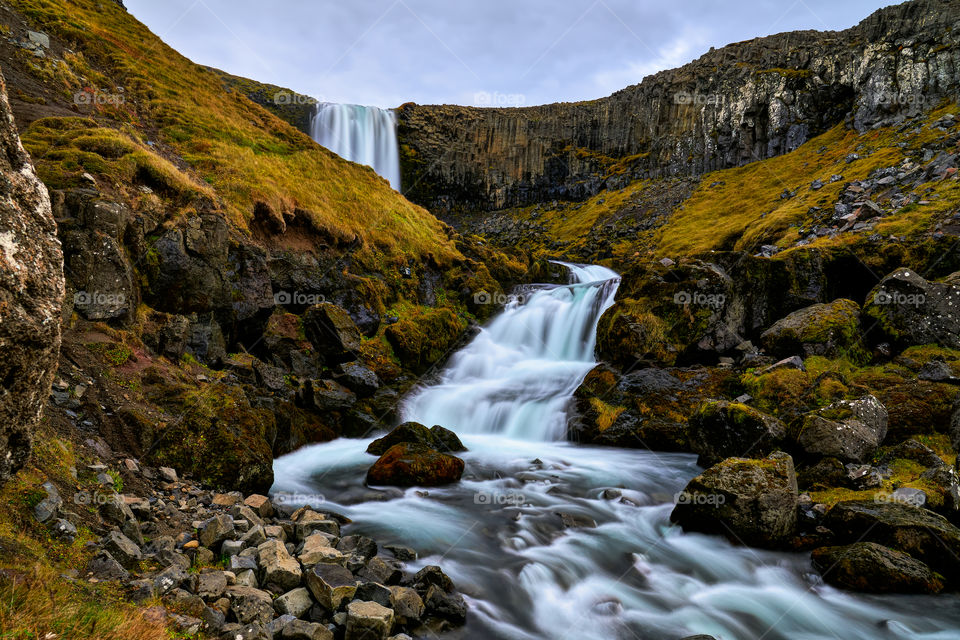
127;0;895;108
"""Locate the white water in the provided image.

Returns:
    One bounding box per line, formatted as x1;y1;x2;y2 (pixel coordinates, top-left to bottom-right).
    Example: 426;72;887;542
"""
310;103;401;190
273;264;960;639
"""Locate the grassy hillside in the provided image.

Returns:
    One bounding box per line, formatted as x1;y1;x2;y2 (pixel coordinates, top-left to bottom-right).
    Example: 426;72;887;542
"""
481;102;960;266
7;0;459;265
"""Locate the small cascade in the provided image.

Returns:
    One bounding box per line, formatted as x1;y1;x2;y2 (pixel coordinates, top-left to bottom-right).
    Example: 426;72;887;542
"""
310;103;401;190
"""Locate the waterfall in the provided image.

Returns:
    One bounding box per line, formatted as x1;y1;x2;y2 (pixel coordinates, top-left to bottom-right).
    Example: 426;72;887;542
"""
272;263;960;640
401;263;620;441
310;103;401;191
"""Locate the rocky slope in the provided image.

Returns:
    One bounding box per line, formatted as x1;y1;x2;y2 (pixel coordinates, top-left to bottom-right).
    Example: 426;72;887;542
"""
398;0;960;213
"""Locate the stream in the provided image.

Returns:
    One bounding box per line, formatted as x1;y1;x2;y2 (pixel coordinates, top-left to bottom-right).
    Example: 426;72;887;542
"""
272;264;960;640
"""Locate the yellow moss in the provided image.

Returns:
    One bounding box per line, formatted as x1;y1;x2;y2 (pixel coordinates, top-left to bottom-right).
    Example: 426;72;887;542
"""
589;397;626;432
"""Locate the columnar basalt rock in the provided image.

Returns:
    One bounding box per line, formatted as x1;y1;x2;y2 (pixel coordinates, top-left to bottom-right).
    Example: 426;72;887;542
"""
398;0;960;212
0;66;64;484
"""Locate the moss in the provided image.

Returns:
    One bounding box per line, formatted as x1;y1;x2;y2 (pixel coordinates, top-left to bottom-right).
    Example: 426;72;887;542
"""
596;298;676;366
588;398;626;432
385;307;468;373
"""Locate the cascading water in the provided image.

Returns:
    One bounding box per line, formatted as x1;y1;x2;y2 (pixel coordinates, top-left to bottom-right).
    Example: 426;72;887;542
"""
310;103;401;190
273;264;960;639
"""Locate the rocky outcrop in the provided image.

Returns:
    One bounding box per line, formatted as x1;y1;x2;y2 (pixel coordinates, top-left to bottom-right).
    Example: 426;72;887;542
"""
398;0;960;212
0;66;64;484
761;299;863;360
812;542;944;593
670;452;799;548
687;401;786;467
863;268;960;349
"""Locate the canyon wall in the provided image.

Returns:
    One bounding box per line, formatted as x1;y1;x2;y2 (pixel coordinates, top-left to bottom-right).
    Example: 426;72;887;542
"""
397;0;960;212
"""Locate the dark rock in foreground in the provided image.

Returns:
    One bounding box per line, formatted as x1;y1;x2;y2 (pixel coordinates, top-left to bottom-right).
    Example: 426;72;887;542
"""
812;542;944;594
688;401;786;467
367;442;465;487
0;66;64;485
366;422;466;456
671;452;798;548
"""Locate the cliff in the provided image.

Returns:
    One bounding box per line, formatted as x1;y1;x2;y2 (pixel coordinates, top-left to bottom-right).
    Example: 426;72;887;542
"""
397;0;960;212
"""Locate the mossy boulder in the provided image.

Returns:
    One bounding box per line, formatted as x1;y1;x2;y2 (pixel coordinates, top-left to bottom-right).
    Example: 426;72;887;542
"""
688;401;786;467
366;442;464;487
385;308;466;373
303;303;363;365
366;422;466;456
823;500;960;581
670;452;799;548
863;268;960;350
596;299;678;366
760;299;864;361
812;542;944;594
796;395;888;463
144;382;275;493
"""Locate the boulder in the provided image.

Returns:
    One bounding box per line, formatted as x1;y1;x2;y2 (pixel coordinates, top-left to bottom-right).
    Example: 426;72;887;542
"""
298;534;344;567
303;303;363;364
823;500;960;580
282;619;332;640
195;571;227;600
670;452;799;548
366;422;465;456
796;395;889;463
687;401;786;467
86;550;129;581
344;601;394;640
812;542;944;593
0;67;64;485
226;586;275;626
335;362;380;397
243;494;275;519
101;530;142;568
305;563;356;611
760;299;863;359
366;443;464;487
300;378;357;411
863;268;960;349
388;586;425;624
257;539;302;591
273;587;313;619
200;514;235;550
423;585;467;623
62;228;134;321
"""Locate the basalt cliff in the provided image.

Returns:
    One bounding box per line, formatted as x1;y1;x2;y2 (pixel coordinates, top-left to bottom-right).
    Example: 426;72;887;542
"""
397;0;960;213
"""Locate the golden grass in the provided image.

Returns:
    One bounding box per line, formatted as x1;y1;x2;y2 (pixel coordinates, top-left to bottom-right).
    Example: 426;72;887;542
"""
11;0;459;264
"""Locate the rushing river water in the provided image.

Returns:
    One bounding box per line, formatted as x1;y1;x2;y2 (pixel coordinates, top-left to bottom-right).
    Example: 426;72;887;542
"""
273;264;960;640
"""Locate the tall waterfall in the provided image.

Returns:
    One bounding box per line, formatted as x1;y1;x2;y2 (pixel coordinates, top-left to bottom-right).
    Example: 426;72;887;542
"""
310;103;401;191
402;263;620;441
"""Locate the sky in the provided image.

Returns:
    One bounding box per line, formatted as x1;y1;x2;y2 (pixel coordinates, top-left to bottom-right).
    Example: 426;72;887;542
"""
126;0;897;108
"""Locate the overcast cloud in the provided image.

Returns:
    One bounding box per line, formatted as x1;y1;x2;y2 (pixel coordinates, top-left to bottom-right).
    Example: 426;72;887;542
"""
126;0;896;108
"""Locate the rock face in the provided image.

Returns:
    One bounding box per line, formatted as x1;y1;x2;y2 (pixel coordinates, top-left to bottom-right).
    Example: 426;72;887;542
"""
796;395;889;463
366;442;465;487
671;452;798;548
823;500;960;581
397;0;960;212
0;66;64;484
687;401;786;467
760;299;862;359
812;542;944;593
863;268;960;349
